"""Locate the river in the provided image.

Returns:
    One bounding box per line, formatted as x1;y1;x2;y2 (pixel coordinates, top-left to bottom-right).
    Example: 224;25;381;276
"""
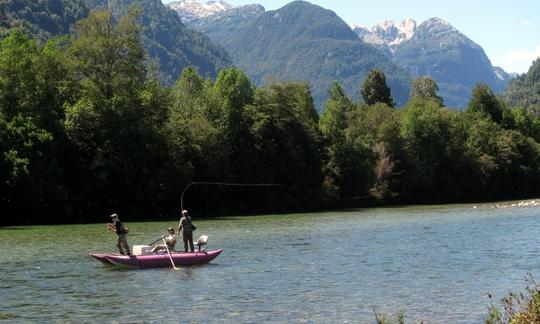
1;202;539;322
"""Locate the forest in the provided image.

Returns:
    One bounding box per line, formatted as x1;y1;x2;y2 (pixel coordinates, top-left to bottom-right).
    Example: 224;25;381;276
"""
1;10;540;225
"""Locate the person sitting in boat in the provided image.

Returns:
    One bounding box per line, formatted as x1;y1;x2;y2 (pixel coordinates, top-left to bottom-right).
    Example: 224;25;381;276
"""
151;227;177;253
108;213;131;256
178;210;196;252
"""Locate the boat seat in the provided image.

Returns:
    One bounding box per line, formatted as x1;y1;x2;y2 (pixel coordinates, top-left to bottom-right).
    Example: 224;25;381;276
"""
194;235;208;252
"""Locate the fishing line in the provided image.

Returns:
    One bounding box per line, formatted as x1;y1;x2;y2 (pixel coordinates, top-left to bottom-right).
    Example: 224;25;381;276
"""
180;181;283;211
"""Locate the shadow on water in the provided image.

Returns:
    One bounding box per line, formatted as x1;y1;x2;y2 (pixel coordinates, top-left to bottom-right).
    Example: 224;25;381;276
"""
93;261;223;273
0;312;21;320
0;226;28;231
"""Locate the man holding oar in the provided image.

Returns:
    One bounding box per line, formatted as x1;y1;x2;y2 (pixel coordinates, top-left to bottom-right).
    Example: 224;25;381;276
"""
108;213;131;256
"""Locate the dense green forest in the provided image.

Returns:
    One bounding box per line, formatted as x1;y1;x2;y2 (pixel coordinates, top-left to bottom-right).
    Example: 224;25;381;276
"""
0;0;232;84
1;10;540;226
503;58;540;112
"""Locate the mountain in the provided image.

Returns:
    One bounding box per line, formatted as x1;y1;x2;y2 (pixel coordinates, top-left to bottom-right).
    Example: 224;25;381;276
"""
503;58;540;109
0;0;232;83
187;1;410;108
0;0;89;41
352;18;416;50
83;0;232;83
493;66;514;83
356;17;508;108
184;3;265;40
167;0;233;24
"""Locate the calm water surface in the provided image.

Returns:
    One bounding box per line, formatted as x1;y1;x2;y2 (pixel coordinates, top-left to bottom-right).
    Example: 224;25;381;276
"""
1;203;540;323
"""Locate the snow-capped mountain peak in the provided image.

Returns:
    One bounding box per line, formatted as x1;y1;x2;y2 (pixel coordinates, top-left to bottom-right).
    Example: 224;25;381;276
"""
167;0;234;23
361;18;417;46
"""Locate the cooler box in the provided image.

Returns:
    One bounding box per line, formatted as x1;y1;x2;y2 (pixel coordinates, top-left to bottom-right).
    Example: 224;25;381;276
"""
133;245;152;256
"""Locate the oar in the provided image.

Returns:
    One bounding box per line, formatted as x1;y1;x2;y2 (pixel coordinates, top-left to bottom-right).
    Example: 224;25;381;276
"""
147;236;164;246
163;237;179;270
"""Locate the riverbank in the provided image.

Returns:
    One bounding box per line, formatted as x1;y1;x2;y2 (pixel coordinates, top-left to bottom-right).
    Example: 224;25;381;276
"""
2;196;540;227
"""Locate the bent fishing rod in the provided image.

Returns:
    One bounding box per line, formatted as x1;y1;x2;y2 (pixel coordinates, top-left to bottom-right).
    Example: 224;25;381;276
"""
178;181;283;230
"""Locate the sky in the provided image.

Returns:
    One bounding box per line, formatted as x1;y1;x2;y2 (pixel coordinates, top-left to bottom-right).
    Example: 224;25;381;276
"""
163;0;540;74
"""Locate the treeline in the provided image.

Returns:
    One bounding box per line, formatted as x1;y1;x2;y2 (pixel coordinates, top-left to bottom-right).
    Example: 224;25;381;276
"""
1;11;540;225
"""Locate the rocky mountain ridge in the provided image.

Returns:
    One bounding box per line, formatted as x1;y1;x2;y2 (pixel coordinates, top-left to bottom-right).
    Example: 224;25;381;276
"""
167;0;234;23
352;18;417;49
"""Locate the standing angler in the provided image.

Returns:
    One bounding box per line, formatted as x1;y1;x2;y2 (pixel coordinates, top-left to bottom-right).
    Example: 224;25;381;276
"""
178;210;196;252
109;213;131;256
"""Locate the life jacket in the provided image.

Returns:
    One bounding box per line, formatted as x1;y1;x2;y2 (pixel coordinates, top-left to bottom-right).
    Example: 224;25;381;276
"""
115;220;128;234
181;217;193;232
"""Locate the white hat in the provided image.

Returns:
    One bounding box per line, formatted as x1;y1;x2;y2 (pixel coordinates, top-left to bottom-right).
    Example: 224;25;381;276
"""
182;210;188;215
110;213;118;219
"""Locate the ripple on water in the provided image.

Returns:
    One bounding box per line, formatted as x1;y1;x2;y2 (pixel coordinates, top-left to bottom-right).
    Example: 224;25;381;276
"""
1;206;540;322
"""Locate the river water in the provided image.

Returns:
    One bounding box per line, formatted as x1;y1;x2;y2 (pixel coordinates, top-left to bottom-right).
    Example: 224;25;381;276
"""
1;202;540;323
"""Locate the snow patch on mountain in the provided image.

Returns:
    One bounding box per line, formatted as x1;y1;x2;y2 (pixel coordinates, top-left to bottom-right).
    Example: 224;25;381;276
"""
168;0;234;23
353;18;417;47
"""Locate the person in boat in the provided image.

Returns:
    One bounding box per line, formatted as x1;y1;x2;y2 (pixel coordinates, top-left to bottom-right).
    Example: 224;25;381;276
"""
151;227;177;253
178;210;196;252
109;213;131;256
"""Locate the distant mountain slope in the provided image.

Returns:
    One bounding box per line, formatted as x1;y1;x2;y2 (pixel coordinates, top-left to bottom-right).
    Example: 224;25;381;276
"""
1;0;231;83
188;1;410;108
83;0;232;82
356;17;508;108
0;0;89;41
186;4;265;42
503;58;540;109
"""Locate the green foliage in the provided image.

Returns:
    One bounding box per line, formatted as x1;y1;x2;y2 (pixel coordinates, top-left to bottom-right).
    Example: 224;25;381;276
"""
320;83;372;201
361;69;395;107
213;68;253;132
0;0;89;42
69;9;145;100
509;107;540;142
374;310;405;324
83;0;232;84
467;83;505;123
503;58;540;111
243;82;324;209
410;76;444;107
0;0;231;85
2;9;540;224
347;103;403;201
486;274;540;323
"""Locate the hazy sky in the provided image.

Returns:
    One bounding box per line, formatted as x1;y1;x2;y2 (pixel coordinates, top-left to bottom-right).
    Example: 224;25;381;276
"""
163;0;540;74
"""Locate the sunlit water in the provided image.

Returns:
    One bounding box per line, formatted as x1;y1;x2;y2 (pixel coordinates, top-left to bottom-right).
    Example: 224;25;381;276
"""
1;203;540;323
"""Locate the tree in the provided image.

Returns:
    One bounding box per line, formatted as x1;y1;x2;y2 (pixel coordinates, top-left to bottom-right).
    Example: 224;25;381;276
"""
242;82;324;210
467;83;504;123
64;9;176;218
320;83;371;201
320;82;353;139
361;69;394;107
347;103;403;201
212;68;253;131
68;9;145;101
0;30;70;223
410;76;444;107
503;58;540;110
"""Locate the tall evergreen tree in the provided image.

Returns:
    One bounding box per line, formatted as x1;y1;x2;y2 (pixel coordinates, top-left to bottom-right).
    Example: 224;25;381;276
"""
360;69;395;107
467;83;504;123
